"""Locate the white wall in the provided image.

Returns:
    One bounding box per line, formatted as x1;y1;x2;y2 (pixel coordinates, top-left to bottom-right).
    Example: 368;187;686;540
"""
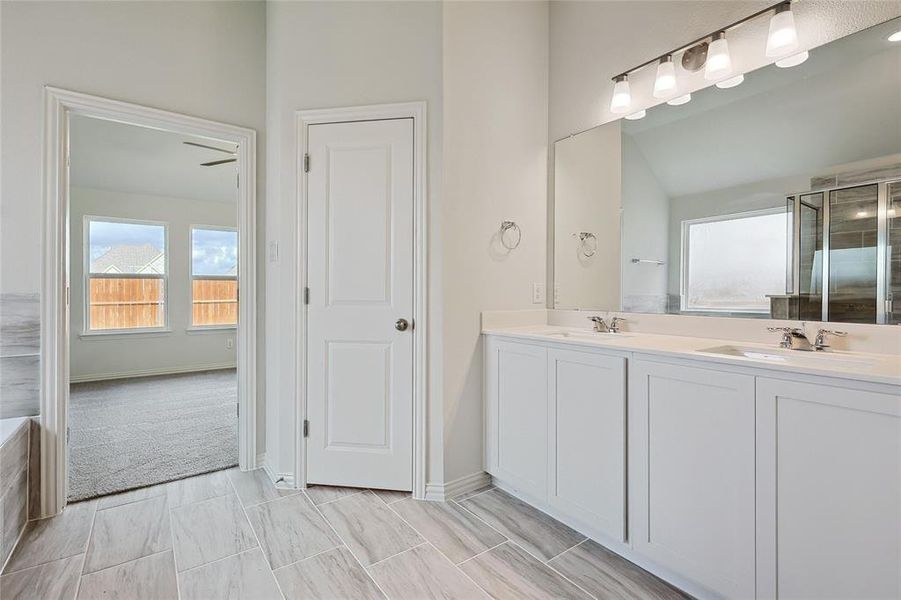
0;1;267;451
264;0;444;481
441;1;549;483
69;188;237;381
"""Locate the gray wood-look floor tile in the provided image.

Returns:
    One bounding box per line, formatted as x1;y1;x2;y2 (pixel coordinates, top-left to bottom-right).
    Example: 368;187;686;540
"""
304;484;364;505
390;497;506;564
3;499;96;574
246;492;342;569
97;483;167;511
549;539;688;599
459;489;585;561
274;546;384;600
228;468;300;507
83;495;171;574
0;424;28;496
77;550;178;600
0;554;82;600
453;484;494;502
460;542;592;600
178;548;282;600
319;491;423;566
167;469;233;508
369;543;488;599
370;489;411;505
1;466;28;567
170;493;258;571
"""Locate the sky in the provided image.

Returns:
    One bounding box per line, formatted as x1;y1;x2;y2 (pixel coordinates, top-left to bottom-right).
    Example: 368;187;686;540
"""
89;220;165;262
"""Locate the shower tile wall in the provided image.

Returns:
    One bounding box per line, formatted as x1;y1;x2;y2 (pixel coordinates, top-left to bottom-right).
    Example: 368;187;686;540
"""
0;294;40;418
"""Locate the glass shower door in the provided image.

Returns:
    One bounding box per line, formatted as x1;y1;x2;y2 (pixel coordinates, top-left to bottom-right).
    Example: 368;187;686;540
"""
888;181;900;324
826;184;879;324
797;193;824;321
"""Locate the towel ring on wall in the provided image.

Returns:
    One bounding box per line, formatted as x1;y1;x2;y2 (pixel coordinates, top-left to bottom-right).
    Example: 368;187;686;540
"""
500;221;521;250
573;232;598;258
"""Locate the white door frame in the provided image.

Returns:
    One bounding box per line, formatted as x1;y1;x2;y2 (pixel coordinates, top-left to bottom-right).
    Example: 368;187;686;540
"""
40;87;258;517
295;102;428;500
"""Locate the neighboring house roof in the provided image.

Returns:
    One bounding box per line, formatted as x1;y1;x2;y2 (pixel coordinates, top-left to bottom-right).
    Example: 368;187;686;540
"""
91;244;164;274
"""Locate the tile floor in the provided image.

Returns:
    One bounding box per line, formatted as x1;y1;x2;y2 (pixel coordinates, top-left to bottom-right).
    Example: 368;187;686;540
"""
0;468;687;599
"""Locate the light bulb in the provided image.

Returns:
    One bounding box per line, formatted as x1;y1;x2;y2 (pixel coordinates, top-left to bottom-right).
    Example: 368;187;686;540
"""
610;75;631;114
767;4;799;57
775;50;808;68
889;30;901;42
716;74;744;89
667;94;691;106
625;110;646;120
705;32;733;81
653;55;677;99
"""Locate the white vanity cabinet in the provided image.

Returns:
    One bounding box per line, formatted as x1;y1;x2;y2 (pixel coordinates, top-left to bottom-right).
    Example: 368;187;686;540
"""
630;358;757;599
755;378;901;600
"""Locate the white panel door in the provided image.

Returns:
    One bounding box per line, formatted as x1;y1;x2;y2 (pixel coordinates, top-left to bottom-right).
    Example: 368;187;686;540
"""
547;348;626;543
756;378;901;600
306;118;414;491
485;338;548;501
630;359;756;599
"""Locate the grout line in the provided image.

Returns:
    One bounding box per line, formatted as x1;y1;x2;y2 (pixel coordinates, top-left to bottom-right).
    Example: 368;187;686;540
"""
269;542;344;574
455;540;507;567
363;541;429;571
74;500;100;598
545;537;589;564
504;537;599;600
224;471;287;599
167;493;182;600
452;485;496;504
450;498;512;547
306;488;365;507
304;489;389;599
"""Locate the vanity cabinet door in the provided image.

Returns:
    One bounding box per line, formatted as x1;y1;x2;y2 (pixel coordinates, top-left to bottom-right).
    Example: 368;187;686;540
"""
756;379;901;600
484;338;548;500
630;359;756;599
547;348;626;543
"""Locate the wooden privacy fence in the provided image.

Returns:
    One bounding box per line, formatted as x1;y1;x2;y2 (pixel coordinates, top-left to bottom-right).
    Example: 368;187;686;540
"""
89;277;238;329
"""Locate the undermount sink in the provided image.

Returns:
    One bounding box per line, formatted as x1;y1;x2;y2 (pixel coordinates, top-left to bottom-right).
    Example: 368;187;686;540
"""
698;345;875;369
546;330;634;340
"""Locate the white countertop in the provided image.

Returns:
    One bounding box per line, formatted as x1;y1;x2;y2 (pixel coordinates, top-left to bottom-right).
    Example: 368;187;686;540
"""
482;325;901;387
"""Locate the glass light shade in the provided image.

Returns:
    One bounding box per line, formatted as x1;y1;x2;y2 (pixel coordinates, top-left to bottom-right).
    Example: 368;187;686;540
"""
610;77;631;114
890;30;901;42
624;110;646;120
775;50;808;68
667;94;691;106
766;8;799;57
705;35;733;81
653;58;677;99
716;74;744;89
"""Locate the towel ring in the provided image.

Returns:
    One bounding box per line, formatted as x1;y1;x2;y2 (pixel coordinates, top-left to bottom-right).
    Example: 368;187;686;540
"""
574;232;597;257
500;221;521;250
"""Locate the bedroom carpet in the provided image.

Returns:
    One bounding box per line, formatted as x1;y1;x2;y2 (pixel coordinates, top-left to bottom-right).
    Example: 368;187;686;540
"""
67;369;237;501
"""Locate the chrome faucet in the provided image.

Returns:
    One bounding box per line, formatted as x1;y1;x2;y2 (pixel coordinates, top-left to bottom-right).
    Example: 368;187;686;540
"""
768;325;847;351
588;316;609;332
609;316;626;333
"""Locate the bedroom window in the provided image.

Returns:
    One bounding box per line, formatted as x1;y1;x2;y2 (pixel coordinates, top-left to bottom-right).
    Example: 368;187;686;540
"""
86;217;168;331
191;227;238;327
681;209;788;313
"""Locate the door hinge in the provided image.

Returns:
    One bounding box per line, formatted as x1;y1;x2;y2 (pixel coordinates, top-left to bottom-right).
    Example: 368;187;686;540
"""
303;419;309;438
65;285;70;306
236;173;240;188
236;404;240;418
66;426;70;443
303;287;310;305
303;154;310;173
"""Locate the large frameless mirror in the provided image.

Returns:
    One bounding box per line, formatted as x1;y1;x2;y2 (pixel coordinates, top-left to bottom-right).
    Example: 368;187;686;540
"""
553;16;901;325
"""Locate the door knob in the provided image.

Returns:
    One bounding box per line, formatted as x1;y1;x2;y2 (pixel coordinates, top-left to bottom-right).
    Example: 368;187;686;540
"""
395;318;410;332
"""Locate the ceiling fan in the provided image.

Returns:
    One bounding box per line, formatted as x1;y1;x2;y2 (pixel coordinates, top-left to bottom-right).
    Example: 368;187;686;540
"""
183;141;237;167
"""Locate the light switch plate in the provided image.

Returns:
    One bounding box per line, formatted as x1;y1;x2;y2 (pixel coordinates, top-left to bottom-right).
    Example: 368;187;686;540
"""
532;283;546;304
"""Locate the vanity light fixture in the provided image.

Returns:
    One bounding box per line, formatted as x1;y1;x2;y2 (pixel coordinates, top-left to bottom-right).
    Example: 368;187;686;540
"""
705;32;733;80
716;74;745;89
625;110;646;120
667;94;692;106
766;3;800;57
653;55;678;99
889;30;901;42
775;50;809;68
610;75;632;114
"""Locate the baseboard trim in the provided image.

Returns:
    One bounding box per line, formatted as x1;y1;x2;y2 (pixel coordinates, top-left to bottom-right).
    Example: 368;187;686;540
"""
261;461;296;490
424;471;491;502
70;363;237;384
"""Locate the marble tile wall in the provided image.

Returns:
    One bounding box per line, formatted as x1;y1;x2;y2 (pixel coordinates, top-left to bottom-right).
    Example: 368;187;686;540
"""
0;294;40;418
0;418;30;568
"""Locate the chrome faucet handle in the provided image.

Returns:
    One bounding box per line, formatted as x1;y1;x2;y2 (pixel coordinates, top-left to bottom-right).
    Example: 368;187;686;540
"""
767;326;795;349
609;316;626;333
813;328;847;351
587;316;608;332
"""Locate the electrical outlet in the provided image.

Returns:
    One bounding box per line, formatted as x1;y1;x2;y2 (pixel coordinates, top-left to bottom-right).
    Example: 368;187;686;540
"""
532;283;546;304
226;338;234;349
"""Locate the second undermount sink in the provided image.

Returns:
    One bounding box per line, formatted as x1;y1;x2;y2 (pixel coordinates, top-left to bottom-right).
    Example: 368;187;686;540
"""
546;330;634;340
698;345;875;369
